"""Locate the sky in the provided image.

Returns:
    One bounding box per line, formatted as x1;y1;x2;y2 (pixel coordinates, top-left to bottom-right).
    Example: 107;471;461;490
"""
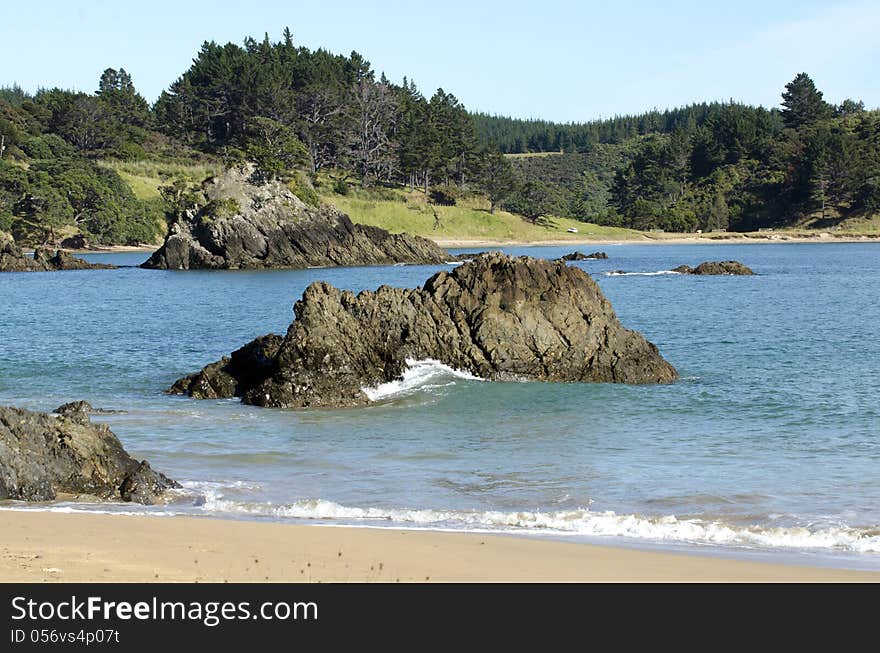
1;0;878;122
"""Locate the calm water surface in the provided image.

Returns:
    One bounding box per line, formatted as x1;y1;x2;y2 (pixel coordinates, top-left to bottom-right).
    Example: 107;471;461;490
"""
1;243;879;568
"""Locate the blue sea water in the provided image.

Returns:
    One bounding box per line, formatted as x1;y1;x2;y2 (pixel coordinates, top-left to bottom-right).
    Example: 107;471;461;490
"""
1;242;879;568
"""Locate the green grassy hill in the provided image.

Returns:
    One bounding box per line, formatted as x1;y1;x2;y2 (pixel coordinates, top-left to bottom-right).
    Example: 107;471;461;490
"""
318;183;643;243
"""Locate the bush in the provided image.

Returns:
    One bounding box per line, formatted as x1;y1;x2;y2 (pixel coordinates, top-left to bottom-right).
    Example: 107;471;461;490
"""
428;186;458;206
201;197;241;220
333;178;350;195
22;134;77;160
287;172;320;207
113;141;147;161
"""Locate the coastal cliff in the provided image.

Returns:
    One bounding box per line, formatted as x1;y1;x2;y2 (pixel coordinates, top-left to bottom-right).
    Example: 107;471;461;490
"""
171;253;678;408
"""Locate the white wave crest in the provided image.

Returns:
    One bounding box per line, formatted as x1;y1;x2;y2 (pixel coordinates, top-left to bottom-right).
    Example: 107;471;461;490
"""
194;497;880;553
362;358;480;401
604;270;682;277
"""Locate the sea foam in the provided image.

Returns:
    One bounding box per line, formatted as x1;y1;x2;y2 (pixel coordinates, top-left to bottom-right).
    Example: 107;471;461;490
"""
191;496;880;553
604;270;682;277
362;358;480;401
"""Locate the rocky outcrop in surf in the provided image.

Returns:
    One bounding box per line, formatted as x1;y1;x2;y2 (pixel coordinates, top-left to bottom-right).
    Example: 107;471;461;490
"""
141;165;449;270
1;232;115;272
171;253;678;408
672;261;754;275
560;251;608;261
0;405;178;504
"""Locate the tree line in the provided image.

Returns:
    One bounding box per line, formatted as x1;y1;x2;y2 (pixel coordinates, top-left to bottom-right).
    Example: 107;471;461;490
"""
489;76;879;231
1;27;879;244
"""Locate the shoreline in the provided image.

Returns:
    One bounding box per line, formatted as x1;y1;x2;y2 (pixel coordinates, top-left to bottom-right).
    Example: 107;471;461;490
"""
1;511;877;582
434;234;880;248
21;234;880;256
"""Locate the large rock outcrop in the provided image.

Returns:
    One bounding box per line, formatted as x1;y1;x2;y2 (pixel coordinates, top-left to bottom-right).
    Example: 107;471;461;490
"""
141;166;450;270
0;405;178;504
672;261;754;275
171;253;678;408
0;232;115;272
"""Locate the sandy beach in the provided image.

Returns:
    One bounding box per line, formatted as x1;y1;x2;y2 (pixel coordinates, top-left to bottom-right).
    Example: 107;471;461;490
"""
0;511;876;583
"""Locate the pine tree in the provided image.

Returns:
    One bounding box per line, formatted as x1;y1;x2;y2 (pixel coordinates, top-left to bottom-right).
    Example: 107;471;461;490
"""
475;150;516;214
781;73;831;130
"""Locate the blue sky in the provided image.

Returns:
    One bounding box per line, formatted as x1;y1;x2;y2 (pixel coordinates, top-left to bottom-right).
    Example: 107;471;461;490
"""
2;0;877;122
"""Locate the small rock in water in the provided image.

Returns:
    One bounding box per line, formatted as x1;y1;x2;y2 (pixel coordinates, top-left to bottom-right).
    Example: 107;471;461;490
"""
559;251;608;261
672;261;754;275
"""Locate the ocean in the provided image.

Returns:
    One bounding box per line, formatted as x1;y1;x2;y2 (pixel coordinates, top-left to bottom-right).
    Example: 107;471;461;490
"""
2;242;879;569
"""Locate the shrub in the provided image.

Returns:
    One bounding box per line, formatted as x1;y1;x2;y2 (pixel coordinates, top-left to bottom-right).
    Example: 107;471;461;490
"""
333;178;350;195
428;186;458;206
21;134;76;159
287;172;320;207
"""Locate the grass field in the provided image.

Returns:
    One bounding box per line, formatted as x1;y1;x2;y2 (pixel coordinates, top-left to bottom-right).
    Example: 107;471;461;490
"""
320;184;643;242
98;159;217;200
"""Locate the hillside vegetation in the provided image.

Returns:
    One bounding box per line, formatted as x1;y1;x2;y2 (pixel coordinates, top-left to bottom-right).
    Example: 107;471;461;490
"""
316;180;642;242
1;29;877;247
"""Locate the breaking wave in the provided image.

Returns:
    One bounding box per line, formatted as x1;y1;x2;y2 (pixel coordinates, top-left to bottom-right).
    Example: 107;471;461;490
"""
190;495;880;553
5;486;880;554
604;270;682;277
362;358;480;401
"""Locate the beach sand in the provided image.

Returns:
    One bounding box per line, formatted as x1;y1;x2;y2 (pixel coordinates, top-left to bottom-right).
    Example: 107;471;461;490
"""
0;511;876;583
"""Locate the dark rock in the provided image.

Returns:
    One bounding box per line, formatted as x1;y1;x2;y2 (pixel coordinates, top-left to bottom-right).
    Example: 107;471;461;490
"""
33;248;116;271
54;400;95;415
0;405;179;504
172;253;678;408
53;401;122;418
560;251;608;261
1;233;115;272
672;261;755;275
0;232;42;272
60;234;90;250
141;165;450;270
453;252;486;261
169;334;284;399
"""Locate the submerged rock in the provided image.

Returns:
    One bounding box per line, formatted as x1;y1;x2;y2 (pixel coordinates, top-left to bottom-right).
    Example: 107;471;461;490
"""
0;405;178;504
452;252;487;261
560;251;608;261
141;165;450;270
672;261;755;275
171;253;678;409
0;232;115;272
54;400;96;415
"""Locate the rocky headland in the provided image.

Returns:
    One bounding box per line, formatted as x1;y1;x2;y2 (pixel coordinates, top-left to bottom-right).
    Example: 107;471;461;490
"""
171;253;678;408
141;166;450;270
0;405;177;504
